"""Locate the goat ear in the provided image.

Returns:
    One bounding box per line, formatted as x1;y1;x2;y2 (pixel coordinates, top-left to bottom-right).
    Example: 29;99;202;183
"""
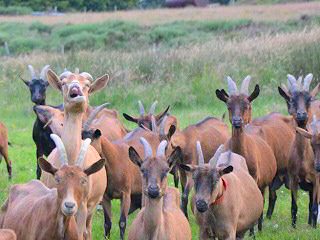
33;105;50;124
38;157;58;175
129;147;142;168
84;159;106;176
19;75;30;86
219;166;233;176
216;89;228;103
168;146;182;171
155;105;170;122
278;86;291;103
89;74;109;95
47;69;62;92
180;164;197;173
311;83;319;99
123;113;138;123
93;129;102;139
296;127;312;139
247;84;260;102
167;125;176;140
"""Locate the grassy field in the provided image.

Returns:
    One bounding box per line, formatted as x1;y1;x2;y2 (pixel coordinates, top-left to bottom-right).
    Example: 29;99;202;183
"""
1;2;320;239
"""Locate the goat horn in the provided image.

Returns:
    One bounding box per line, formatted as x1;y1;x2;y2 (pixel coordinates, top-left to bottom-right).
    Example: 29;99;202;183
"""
312;114;318;134
303;73;313;92
281;83;290;94
159;115;168;137
138;101;145;116
240;75;251;95
151;115;157;132
196;141;204;167
74;68;80;74
50;134;68;166
80;72;93;82
76;138;92;167
209;145;224;168
297;76;303;90
227;76;238;96
287;74;298;92
43;118;52;129
148;101;158;114
84;103;110;131
140;137;153;159
156;140;168;157
40;65;50;81
28;65;37;80
59;70;72;80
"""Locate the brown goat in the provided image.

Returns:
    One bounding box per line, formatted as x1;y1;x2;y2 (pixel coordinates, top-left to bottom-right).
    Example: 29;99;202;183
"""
216;76;277;231
128;137;191;240
0;134;105;240
0;122;11;180
169;116;229;218
278;74;320;228
0;229;16;240
41;69;108;240
180;142;263;240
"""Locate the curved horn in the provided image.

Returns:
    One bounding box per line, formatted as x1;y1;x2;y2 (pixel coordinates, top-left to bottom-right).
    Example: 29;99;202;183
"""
138;101;145;116
84;103;110;131
240;75;251;95
196;141;204;167
149;101;158;114
80;72;93;82
287;74;298;92
151;115;157;132
159;115;168;137
140;137;153;159
156;140;168;157
303;73;313;92
28;65;37;80
281;83;290;94
227;76;238;96
312;114;318;135
297;76;303;90
50;134;68;166
40;65;50;81
59;70;72;80
74;68;80;74
209;145;224;168
76;138;92;167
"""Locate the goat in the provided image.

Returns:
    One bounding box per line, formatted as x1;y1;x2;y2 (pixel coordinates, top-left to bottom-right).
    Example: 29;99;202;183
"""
216;76;277;231
278;74;319;228
0;122;11;180
0;134;105;240
20;64;64;179
0;229;16;240
180;142;263;239
128;137;192;240
169;116;229;218
41;69;108;240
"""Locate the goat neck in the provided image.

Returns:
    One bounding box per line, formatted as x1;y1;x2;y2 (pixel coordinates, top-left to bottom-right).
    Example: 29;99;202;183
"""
231;126;246;156
143;196;164;237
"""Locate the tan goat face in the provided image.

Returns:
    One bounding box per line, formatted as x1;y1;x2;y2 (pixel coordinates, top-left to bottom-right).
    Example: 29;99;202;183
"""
180;164;233;213
38;157;105;217
47;69;109;114
129;141;181;199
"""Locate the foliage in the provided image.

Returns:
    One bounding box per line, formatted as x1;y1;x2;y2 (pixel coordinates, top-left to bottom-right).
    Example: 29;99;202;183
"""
0;6;32;15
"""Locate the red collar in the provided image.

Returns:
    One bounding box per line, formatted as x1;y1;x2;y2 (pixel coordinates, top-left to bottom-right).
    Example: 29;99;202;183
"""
212;177;227;205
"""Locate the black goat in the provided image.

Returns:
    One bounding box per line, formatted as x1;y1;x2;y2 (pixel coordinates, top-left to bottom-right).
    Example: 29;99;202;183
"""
21;64;63;179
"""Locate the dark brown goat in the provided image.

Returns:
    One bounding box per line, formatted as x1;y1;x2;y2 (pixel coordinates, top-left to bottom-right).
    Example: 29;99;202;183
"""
278;74;320;228
180;142;263;240
216;76;277;231
169;116;229;218
0;122;11;180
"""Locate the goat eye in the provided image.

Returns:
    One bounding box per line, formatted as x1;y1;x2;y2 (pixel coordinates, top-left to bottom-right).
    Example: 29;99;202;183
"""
55;176;60;184
81;179;87;185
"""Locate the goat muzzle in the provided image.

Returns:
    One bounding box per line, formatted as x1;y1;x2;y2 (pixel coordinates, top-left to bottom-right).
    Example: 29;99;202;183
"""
67;83;85;102
196;200;208;213
232;117;242;129
147;185;160;199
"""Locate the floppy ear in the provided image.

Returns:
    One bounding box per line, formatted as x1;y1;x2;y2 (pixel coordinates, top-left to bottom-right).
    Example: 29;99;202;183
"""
167;146;182;171
180;164;197;173
38;157;58;175
129;146;143;168
278;86;291;103
216;89;229;103
296;127;312;139
47;69;62;92
247;84;260;102
311;83;319;99
19;75;30;86
167;125;176;140
84;159;106;176
89;74;109;95
218;166;233;176
123;113;138;123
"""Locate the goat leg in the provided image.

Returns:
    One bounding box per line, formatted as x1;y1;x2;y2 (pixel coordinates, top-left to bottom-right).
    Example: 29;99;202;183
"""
2;148;11;180
101;197;112;239
266;184;277;219
36;147;43;179
171;165;180;188
311;184;318;228
258;188;265;231
291;182;298;228
119;192;131;240
181;172;193;219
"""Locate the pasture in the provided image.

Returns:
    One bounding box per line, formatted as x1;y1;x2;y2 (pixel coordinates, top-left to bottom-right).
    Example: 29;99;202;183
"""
1;2;320;239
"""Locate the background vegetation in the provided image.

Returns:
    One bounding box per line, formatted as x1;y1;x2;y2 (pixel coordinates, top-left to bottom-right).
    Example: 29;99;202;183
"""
1;2;320;240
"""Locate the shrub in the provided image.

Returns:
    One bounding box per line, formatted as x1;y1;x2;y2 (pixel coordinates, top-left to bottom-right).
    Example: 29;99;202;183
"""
63;32;98;51
8;37;43;54
0;6;32;15
29;22;53;34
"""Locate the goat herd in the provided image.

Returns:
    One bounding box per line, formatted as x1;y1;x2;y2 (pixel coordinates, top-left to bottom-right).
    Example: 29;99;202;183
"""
0;65;319;240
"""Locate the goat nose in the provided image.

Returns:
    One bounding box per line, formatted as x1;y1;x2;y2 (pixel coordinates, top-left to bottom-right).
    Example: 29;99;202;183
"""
297;111;307;118
232;117;242;128
196;200;208;213
64;202;75;209
148;185;160;199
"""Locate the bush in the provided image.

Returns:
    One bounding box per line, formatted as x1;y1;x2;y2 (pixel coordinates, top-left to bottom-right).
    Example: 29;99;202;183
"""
29;22;53;34
0;6;32;15
8;37;43;54
64;32;98;51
